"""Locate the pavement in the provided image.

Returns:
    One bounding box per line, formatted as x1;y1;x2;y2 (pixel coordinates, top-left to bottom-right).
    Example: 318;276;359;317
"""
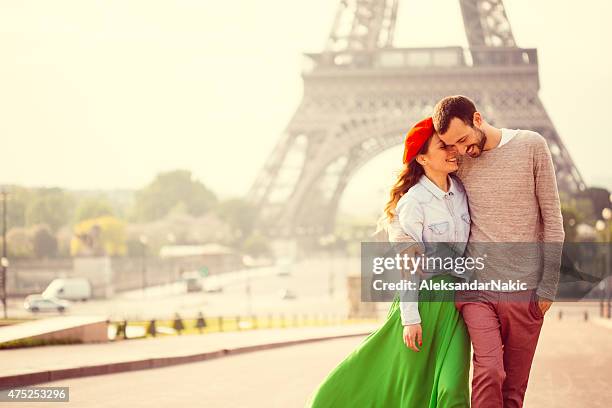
1;312;610;407
5;257;360;320
524;315;612;407
1;303;611;407
0;323;380;389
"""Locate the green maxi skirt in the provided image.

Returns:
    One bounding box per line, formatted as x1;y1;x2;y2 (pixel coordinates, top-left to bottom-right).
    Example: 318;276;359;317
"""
305;274;471;408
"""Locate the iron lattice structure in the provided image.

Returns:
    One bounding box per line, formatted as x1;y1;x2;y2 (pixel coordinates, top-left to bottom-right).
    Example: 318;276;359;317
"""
248;0;585;237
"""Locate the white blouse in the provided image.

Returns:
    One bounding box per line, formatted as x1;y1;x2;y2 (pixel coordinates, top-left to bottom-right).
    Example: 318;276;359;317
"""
394;174;471;325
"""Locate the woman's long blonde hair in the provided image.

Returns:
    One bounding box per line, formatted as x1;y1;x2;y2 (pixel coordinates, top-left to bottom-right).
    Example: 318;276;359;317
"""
374;136;433;235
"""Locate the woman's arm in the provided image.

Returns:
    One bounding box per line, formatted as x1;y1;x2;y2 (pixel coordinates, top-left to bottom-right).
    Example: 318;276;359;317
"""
391;197;424;326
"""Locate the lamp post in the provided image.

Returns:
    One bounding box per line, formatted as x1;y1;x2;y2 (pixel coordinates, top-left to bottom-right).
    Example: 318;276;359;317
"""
139;235;148;296
603;208;612;230
245;267;252;317
1;258;8;319
1;189;8;319
603;208;612;318
596;220;606;316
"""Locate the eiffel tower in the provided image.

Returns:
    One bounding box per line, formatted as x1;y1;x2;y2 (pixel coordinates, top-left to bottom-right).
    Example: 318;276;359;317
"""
248;0;585;238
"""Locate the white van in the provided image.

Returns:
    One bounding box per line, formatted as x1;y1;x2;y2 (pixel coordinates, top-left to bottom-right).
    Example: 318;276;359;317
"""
42;278;92;301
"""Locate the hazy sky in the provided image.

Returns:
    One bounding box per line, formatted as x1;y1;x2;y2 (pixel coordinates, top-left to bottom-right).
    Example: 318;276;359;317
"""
1;0;611;215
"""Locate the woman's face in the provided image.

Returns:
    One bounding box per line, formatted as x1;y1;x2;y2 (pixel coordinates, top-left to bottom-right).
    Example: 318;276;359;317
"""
420;133;458;173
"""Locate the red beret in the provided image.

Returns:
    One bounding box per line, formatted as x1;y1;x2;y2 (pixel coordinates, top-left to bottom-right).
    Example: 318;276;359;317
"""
402;117;434;164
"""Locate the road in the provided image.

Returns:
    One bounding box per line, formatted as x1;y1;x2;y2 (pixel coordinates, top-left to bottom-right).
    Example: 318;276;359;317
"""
7;256;606;322
21;312;612;408
6;257;364;321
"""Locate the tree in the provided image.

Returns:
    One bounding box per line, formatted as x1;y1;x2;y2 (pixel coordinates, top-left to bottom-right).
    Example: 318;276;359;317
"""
6;228;33;258
126;237;148;258
71;216;127;256
3;186;29;230
132;170;217;222
74;198;114;222
25;188;74;232
56;226;73;257
561;205;580;242
561;193;598;242
214;198;257;241
29;224;58;258
242;231;271;257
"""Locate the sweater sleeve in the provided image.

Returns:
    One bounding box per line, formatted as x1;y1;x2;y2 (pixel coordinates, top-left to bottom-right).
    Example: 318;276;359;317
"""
393;197;424;325
533;135;565;300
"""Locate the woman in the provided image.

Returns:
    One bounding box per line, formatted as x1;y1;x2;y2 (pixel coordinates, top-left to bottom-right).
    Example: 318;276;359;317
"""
305;117;471;408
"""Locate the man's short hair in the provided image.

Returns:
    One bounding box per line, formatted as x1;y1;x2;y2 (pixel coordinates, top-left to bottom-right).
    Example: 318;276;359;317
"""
433;95;477;134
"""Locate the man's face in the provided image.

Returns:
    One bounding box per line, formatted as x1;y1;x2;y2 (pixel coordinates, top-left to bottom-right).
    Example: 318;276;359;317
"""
438;117;486;158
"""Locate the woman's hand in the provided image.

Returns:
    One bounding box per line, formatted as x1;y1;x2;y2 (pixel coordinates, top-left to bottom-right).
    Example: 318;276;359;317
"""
403;323;422;352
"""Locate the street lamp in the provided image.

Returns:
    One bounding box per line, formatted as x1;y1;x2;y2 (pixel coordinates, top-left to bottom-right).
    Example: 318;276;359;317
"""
601;208;612;250
139;235;148;296
1;257;8;319
1;189;8;319
245;267;252;317
598;209;612;318
595;220;606;316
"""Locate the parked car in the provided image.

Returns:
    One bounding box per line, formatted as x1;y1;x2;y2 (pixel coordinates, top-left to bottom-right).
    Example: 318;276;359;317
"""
24;295;70;313
181;272;203;293
203;278;223;293
42;278;92;301
275;257;293;276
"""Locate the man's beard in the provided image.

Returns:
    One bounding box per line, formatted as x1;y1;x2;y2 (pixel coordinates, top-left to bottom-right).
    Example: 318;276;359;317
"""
466;127;487;158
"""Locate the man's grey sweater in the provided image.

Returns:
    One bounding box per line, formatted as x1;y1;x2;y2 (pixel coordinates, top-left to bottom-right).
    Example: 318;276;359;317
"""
455;129;565;300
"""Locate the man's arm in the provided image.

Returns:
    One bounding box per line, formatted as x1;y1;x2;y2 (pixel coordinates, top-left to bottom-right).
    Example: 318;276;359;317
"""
533;135;565;302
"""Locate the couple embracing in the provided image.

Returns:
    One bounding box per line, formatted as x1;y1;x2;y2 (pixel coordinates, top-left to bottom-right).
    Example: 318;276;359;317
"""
306;95;564;408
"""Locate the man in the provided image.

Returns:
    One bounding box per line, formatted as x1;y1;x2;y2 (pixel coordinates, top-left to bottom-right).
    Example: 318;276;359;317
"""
432;95;564;407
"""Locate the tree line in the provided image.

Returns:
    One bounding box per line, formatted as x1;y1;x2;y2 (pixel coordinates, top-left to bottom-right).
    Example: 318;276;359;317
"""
1;170;269;259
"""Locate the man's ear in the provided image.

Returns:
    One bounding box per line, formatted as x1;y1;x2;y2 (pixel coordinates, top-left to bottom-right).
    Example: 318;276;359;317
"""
472;111;482;127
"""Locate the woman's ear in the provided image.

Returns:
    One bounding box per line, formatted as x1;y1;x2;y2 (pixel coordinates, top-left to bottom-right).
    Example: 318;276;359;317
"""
416;154;427;166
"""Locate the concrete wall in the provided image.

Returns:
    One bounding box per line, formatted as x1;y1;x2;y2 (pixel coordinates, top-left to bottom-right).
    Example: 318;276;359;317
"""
30;320;108;344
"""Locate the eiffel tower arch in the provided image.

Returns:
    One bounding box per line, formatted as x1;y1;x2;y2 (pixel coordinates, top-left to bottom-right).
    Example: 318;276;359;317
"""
248;0;586;238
